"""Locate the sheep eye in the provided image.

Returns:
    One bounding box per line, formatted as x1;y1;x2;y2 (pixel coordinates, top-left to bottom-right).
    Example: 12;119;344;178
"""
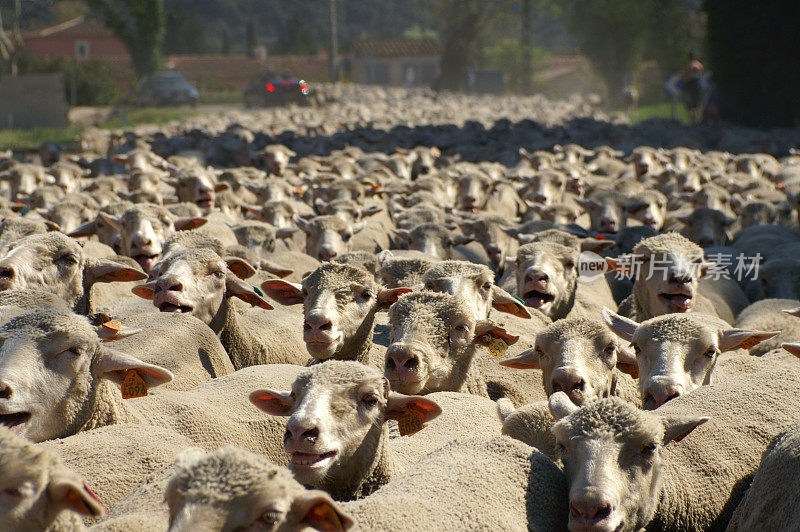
213;271;225;278
555;442;566;455
564;261;575;269
301;289;309;297
454;324;468;332
641;443;657;456
632;344;642;355
603;343;615;355
260;510;281;524
481;282;492;291
57;254;78;265
3;487;22;497
704;347;717;358
535;346;546;358
361;394;379;407
357;289;373;301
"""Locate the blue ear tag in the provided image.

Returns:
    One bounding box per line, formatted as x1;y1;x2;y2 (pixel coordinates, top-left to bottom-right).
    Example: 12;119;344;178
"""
18;207;30;216
513;295;525;305
252;285;264;297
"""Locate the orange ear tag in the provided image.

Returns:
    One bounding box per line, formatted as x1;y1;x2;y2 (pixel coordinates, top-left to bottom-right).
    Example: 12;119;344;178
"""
484;335;509;358
398;410;423;436
121;370;147;399
737;336;760;350
102;319;122;332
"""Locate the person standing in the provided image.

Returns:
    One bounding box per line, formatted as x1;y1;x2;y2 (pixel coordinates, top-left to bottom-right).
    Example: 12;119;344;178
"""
682;52;704;124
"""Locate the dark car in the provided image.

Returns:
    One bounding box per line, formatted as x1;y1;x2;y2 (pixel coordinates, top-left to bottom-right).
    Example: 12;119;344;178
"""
136;72;199;106
244;75;310;107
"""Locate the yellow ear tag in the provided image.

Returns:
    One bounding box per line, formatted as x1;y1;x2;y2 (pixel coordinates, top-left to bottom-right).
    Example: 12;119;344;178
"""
484;335;508;358
102;319;122;332
121;370;147;399
737;336;760;350
398;410;423;436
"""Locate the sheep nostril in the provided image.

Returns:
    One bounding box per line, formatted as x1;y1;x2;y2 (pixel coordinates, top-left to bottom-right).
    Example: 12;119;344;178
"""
404;357;419;371
0;266;14;279
573;379;585;392
386;358;396;370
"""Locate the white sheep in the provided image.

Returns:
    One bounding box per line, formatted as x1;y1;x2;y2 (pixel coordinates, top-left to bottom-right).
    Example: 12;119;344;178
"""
602;308;778;409
550;348;800;531
0;426;106;531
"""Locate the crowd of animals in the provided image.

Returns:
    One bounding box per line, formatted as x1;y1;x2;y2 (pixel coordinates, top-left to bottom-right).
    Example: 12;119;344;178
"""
3;84;800;531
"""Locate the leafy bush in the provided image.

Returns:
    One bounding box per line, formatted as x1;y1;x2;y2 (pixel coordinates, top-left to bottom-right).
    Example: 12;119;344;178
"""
18;55;119;106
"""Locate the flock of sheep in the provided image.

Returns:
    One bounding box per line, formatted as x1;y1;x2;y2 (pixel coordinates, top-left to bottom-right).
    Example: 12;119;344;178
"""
2;84;800;531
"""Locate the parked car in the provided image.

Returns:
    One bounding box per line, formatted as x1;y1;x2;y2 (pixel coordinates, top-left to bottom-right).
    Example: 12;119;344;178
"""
244;75;311;107
137;72;199;106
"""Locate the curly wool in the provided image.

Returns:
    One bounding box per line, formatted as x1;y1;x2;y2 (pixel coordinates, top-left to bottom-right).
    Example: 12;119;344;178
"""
632;232;703;259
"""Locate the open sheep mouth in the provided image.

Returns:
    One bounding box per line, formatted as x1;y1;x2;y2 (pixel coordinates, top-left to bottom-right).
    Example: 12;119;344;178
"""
0;412;30;434
134;254;159;271
195;197;213;208
158;302;193;313
524;290;555;308
290;450;337;468
659;292;693;310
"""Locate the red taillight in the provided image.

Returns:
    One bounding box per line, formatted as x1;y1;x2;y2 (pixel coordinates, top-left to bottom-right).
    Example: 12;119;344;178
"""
266;83;275;92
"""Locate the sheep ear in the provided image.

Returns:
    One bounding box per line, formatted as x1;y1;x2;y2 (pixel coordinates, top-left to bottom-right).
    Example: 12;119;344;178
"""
580;237;614;253
87;314;142;342
491;286;531;318
293;214;312;233
261;279;304;305
385;392;442;424
48;470;106;518
391;228;410;241
225;275;273;310
84;258;147;285
292;491;354;532
249;389;294;416
361;205;383;218
259;260;293;278
718;329;779;352
225;257;256;279
782;343;800;358
174;217;207;231
377;287;411;309
474;322;519;346
662;415;709;445
131;281;156;300
615;344;639;378
95;347;174;388
214;182;230;193
97;212;122;231
68;220;98;238
276;227;299;240
602;307;639;342
782;308;800;318
498;347;539;369
451;234;474;246
549;391;578;420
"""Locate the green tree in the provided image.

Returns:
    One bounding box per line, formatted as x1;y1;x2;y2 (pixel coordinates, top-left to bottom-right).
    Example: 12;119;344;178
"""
706;0;800;127
86;0;165;77
430;0;510;90
274;13;318;55
245;19;256;57
562;0;651;101
644;0;701;75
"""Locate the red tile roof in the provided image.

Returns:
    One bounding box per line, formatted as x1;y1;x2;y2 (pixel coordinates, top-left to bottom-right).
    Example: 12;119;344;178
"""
352;38;442;58
22;16;113;39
